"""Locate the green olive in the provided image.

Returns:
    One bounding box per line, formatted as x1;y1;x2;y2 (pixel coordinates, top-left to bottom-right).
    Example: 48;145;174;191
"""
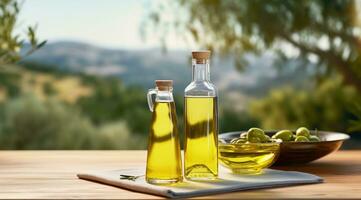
296;127;310;138
260;135;269;142
295;136;310;142
248;136;262;143
309;135;321;142
265;135;271;142
247;128;265;136
272;130;293;141
247;128;268;143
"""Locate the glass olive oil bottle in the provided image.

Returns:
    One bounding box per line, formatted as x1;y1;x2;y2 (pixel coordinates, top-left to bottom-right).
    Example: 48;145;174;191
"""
146;80;182;184
184;51;218;180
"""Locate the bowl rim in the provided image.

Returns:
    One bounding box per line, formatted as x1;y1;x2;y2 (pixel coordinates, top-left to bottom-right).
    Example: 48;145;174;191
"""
219;130;350;143
219;140;282;146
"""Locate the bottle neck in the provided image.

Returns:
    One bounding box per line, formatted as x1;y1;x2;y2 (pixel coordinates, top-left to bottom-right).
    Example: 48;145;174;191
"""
156;89;174;102
192;59;210;82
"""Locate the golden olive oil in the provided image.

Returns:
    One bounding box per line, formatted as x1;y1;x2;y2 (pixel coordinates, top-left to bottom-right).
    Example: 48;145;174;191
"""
146;101;182;184
184;96;218;179
219;143;279;174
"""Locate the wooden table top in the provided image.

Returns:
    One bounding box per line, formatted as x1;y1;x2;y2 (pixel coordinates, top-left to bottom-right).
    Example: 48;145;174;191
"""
0;150;360;199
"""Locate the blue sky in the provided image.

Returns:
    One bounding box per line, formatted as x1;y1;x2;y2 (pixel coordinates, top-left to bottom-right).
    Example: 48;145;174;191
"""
20;0;188;50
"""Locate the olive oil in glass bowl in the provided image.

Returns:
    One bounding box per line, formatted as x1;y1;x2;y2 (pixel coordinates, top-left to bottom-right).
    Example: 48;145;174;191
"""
218;140;280;174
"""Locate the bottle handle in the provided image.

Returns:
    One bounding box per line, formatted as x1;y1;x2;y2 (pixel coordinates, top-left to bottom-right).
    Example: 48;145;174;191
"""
147;89;157;112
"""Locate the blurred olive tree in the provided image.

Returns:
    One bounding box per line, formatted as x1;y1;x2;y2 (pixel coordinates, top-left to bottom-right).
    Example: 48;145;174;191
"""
148;0;361;133
0;0;45;65
0;94;145;149
149;0;361;92
249;77;360;131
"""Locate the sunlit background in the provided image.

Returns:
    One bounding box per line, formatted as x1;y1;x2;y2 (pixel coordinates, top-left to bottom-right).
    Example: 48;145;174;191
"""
0;0;360;149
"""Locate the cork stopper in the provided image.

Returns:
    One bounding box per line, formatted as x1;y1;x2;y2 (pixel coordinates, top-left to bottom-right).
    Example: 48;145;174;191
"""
192;50;211;64
155;80;173;91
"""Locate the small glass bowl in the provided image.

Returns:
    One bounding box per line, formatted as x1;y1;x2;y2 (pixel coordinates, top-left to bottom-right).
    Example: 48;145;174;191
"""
219;139;280;174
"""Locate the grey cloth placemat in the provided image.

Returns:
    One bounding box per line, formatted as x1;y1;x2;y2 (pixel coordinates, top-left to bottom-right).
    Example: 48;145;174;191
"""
77;167;322;198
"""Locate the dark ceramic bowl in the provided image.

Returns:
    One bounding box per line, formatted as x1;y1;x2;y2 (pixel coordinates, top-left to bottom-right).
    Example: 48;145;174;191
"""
219;130;350;165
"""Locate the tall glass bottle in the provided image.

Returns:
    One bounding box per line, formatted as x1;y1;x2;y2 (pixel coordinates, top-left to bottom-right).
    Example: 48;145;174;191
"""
146;80;182;184
184;51;218;180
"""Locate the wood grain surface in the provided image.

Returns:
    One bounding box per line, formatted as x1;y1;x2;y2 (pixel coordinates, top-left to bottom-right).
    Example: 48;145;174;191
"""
0;150;360;199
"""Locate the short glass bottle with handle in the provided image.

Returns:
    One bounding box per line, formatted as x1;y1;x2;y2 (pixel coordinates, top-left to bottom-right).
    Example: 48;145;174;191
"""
146;80;183;184
184;51;218;180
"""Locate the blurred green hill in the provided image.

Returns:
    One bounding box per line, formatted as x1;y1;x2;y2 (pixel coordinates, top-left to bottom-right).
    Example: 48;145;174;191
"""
23;41;314;97
0;63;147;149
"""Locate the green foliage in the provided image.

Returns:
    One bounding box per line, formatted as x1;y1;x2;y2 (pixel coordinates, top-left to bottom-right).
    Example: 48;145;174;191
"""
220;109;260;133
150;0;361;92
249;77;360;132
148;0;361;136
97;121;147;150
0;65;20;96
0;94;145;149
43;82;57;95
349;103;361;132
20;61;66;76
0;63;151;149
0;94;94;149
0;0;46;65
76;78;151;135
76;78;127;125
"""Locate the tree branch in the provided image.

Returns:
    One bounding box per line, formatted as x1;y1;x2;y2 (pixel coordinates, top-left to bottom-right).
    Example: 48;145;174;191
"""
281;33;361;92
311;22;361;50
